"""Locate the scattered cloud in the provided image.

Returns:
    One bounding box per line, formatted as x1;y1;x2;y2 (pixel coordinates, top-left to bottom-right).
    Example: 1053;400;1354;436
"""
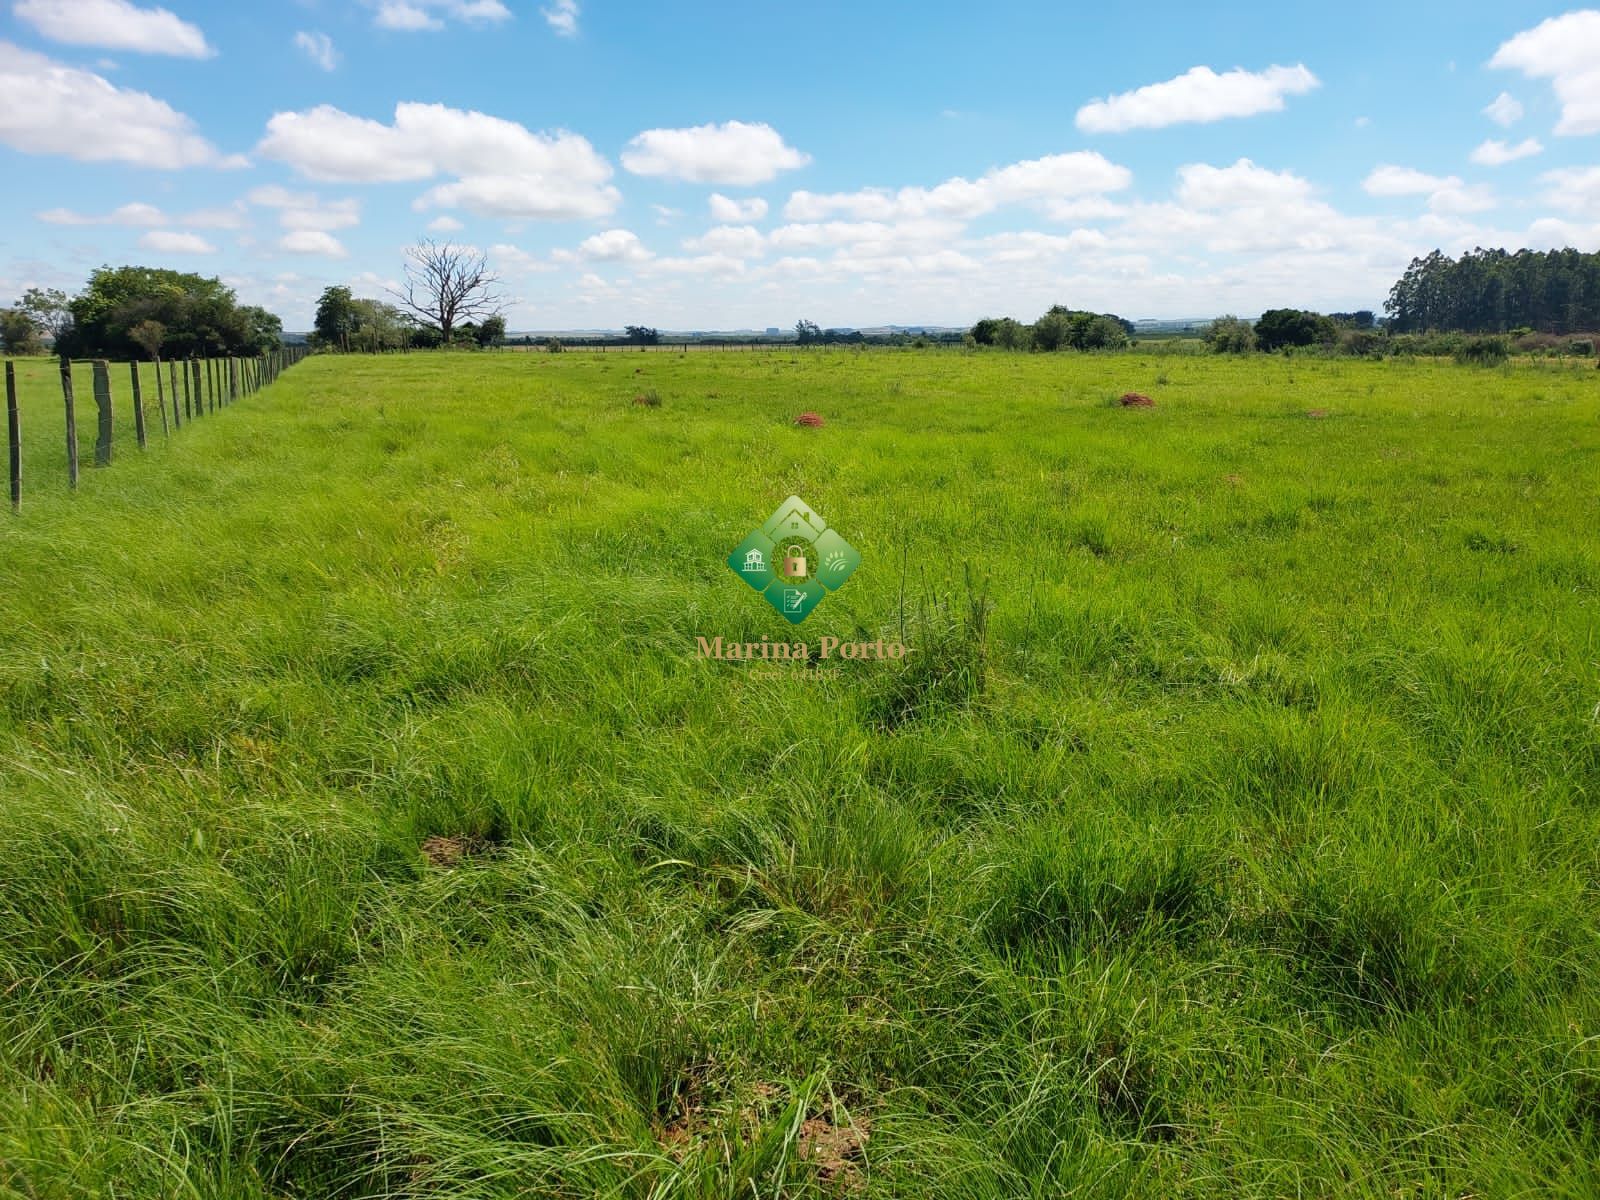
257;101;620;219
651;204;682;224
976;229;1111;262
139;230;216;254
621;121;810;185
683;224;766;257
38;200;245;228
427;215;464;232
1541;166;1600;218
489;243;555;273
13;0;214;58
367;0;511;31
1470;137;1542;166
277;230;348;257
1075;64;1319;133
248;185;360;231
294;31;339;71
709;193;769;222
1482;91;1524;127
542;0;578;36
0;43;242;167
1362;164;1495;214
1491;12;1600;135
784;151;1130;222
561;228;653;263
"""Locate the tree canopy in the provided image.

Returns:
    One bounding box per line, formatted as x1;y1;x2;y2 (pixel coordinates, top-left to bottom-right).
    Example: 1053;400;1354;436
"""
1254;308;1337;352
54;266;281;359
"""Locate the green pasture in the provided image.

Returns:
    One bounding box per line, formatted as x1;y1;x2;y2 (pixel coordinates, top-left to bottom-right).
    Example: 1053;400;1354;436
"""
0;348;1596;1197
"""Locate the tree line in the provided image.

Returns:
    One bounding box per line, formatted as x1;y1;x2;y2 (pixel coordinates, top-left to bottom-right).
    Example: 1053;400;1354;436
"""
966;306;1134;351
1;268;282;360
1385;248;1600;334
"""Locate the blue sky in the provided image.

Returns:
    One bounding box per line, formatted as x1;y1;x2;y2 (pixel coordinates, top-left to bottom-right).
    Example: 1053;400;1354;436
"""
1;0;1598;330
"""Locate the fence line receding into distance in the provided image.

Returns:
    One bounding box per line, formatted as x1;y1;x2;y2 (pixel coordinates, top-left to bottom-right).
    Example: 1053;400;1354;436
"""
4;345;309;513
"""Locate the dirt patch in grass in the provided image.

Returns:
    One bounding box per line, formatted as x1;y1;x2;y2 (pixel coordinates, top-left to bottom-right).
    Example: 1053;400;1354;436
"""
798;1112;871;1192
1119;392;1154;408
1306;408;1328;419
420;834;486;867
794;411;825;427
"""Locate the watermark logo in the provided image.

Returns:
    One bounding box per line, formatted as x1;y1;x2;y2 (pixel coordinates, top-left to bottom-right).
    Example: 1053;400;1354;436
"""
727;495;860;624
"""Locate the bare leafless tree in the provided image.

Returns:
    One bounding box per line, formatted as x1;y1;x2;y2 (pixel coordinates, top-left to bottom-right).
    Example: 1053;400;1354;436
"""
389;240;504;344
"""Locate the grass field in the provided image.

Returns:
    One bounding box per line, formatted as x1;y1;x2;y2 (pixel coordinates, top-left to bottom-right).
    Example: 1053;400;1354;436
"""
1;348;1597;1197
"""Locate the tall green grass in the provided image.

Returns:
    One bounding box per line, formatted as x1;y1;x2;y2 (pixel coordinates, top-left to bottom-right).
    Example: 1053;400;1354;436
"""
0;349;1596;1196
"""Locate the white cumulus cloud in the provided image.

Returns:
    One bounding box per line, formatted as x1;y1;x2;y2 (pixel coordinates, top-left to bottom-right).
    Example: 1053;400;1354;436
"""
256;101;620;220
1541;166;1600;217
709;193;768;222
248;185;360;231
278;230;348;257
569;228;652;263
683;224;766;257
621;121;810;185
39;200;244;228
14;0;213;58
1362;164;1494;214
785;151;1131;222
0;43;240;167
1491;12;1600;135
139;230;216;254
1469;137;1542;166
1075;64;1319;133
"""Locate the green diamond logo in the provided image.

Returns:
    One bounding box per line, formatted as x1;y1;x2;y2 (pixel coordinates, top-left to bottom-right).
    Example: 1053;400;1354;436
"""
727;495;860;624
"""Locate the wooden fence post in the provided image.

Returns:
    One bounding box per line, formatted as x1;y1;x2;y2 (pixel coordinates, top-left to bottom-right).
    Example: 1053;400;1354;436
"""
6;362;19;512
170;360;182;423
60;360;78;490
206;357;216;410
92;360;113;467
130;361;147;449
228;357;238;402
153;355;170;435
191;359;201;417
182;356;192;419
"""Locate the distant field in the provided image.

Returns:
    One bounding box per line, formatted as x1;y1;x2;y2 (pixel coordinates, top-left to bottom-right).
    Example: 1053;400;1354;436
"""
1;349;1597;1197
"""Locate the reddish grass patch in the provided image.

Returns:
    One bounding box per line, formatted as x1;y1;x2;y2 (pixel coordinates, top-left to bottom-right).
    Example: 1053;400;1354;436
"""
1119;393;1155;408
1306;408;1328;419
794;411;826;427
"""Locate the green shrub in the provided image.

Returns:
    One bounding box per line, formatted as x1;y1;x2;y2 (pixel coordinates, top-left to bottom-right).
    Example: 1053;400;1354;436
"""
1455;335;1509;366
1204;315;1256;353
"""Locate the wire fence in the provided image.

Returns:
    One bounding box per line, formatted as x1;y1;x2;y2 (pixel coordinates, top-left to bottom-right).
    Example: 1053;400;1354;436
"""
4;345;310;512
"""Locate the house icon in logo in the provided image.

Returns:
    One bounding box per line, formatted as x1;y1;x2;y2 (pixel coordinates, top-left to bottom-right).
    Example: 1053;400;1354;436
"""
742;547;766;572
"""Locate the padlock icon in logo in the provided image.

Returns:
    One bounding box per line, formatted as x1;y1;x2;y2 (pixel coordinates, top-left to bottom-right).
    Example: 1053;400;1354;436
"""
783;544;808;577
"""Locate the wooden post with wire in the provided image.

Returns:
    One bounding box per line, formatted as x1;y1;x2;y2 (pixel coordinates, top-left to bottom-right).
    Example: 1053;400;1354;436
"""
60;360;78;489
92;360;113;467
130;361;147;449
6;362;19;512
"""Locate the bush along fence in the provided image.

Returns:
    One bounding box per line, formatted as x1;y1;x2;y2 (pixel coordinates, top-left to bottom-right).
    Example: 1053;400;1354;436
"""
4;346;309;511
